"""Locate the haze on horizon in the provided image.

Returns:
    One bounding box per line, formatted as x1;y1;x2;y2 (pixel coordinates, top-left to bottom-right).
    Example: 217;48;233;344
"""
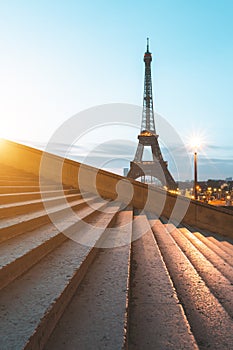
0;0;232;181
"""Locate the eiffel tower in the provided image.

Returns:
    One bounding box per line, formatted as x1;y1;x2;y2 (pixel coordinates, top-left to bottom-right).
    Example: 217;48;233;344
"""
127;39;177;189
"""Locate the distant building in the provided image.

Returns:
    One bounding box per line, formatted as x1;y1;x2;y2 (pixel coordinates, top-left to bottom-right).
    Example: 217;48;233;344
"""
226;177;232;181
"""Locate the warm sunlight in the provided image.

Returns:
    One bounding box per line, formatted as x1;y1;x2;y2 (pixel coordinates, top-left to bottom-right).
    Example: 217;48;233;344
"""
0;121;19;141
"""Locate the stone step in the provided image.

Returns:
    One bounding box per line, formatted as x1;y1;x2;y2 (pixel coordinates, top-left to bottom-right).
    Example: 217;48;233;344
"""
0;202;121;350
0;163;33;171
0;199;109;290
0;189;79;204
208;237;233;256
129;215;198;350
167;225;233;316
0;195;98;243
0;180;42;186
0;169;36;178
0;192;83;218
44;210;132;350
150;219;233;349
191;231;233;267
221;240;233;250
0;175;39;181
0;185;67;194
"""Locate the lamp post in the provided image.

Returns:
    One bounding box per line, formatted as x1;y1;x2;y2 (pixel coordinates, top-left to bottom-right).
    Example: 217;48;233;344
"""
193;151;198;200
189;136;203;201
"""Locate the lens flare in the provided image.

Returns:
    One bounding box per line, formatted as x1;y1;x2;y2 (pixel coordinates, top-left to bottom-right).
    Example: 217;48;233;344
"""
187;132;206;152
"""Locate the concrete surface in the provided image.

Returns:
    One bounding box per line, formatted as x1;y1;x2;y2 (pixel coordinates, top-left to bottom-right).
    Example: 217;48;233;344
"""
151;220;233;349
44;211;132;350
129;215;198;350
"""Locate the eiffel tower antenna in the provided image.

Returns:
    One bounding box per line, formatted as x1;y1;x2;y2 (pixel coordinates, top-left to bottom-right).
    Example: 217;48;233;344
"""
141;37;156;134
127;39;177;189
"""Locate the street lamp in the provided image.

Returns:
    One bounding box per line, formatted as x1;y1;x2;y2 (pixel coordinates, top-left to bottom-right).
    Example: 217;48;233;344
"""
194;151;198;200
189;136;202;201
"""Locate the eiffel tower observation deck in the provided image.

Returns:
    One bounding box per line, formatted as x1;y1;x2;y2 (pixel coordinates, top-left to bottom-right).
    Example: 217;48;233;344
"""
127;39;177;190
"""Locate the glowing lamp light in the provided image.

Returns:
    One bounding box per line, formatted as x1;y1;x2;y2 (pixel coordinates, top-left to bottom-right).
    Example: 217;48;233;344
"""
189;136;203;152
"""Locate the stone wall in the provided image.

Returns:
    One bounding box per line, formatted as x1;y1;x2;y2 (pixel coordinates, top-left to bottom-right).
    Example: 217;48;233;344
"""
1;139;232;238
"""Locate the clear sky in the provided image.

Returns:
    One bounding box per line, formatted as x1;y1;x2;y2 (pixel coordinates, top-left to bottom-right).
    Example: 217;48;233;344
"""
0;0;232;180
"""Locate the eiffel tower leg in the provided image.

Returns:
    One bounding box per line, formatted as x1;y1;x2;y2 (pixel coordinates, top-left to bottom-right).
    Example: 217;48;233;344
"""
134;143;144;162
127;161;144;179
151;142;177;189
127;143;145;179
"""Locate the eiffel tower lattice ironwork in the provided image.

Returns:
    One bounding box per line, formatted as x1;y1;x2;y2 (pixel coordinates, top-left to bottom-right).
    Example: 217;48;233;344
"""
127;39;177;189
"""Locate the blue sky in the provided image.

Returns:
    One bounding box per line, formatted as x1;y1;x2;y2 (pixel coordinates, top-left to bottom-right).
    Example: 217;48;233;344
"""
0;0;232;180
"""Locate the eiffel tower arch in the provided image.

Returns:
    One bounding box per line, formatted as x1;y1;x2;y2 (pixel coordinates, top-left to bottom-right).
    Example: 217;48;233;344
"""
127;39;177;190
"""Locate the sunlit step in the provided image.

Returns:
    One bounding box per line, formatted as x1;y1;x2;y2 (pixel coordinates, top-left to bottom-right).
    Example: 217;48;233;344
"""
0;192;83;219
150;219;233;349
0;199;109;290
0;180;42;186
44;210;132;350
0;195;98;243
190;231;233;267
167;225;233;317
129;215;198;350
0;185;68;194
0;202;121;350
0;188;79;204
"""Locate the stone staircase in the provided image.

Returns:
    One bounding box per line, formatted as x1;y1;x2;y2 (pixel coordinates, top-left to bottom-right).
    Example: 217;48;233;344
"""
0;164;233;349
